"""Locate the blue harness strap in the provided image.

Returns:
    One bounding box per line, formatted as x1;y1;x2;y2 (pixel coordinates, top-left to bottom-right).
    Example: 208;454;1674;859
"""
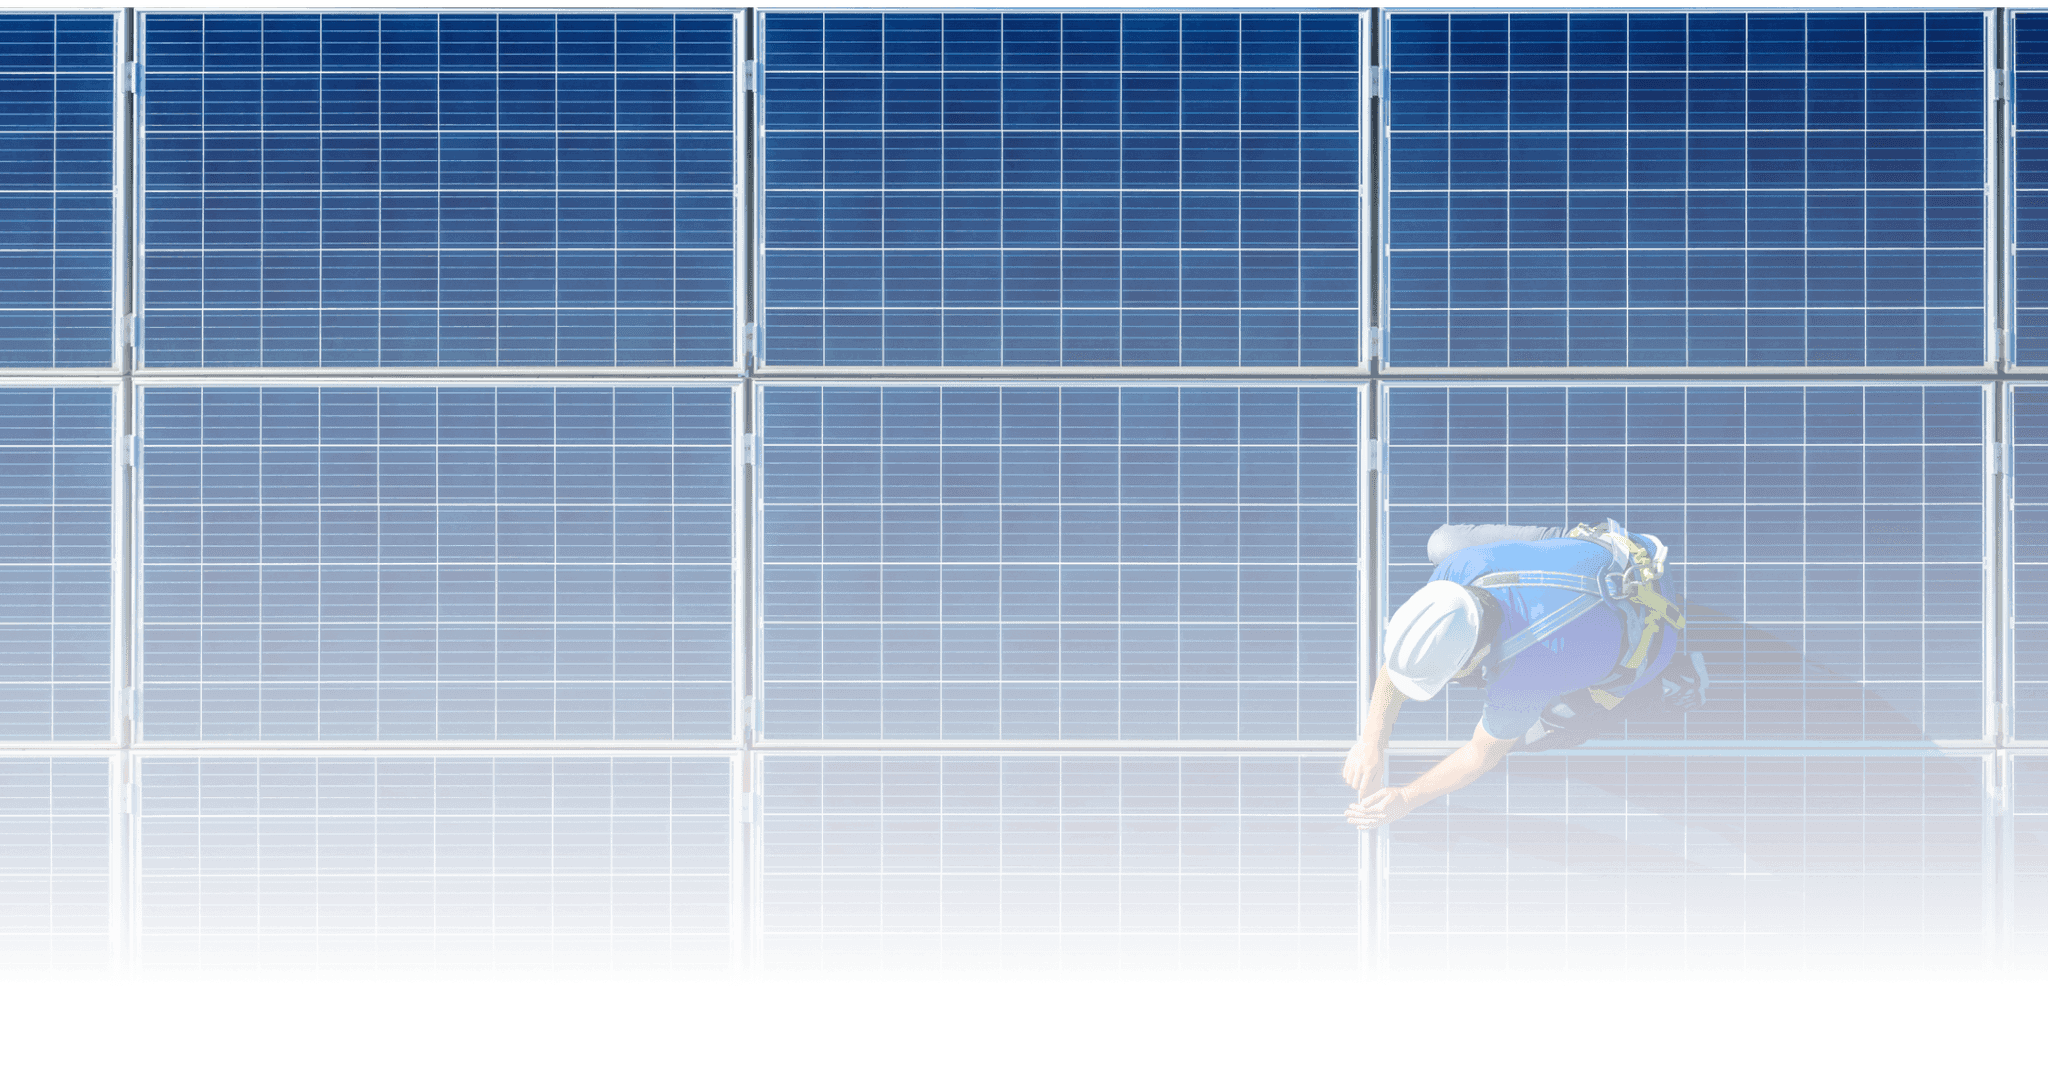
1464;522;1686;703
1469;570;1610;660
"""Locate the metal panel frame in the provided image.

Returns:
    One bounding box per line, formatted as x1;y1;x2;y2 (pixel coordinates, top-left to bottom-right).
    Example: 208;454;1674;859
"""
128;745;741;967
1368;379;1990;745
1376;6;1998;376
753;6;1376;376
123;372;745;741
749;379;1359;745
749;749;1359;971
130;6;753;376
1368;749;1990;971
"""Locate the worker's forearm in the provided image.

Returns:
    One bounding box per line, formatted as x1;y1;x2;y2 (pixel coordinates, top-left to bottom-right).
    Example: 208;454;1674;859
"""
1364;665;1404;751
1397;738;1509;809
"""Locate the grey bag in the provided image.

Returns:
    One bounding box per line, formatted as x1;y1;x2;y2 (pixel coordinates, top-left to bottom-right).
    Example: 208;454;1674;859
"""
1425;523;1565;565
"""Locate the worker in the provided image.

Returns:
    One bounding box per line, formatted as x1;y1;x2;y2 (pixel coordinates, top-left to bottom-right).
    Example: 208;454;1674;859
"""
1343;521;1709;830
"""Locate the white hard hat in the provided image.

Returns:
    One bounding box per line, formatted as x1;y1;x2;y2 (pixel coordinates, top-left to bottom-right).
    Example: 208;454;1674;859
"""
1384;580;1489;701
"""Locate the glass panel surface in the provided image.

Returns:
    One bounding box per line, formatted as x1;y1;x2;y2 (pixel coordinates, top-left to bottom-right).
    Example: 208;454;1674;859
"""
2011;386;2048;735
0;758;109;973
2015;14;2048;364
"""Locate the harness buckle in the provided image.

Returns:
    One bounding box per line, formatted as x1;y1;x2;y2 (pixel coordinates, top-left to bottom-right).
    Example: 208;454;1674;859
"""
1601;570;1637;600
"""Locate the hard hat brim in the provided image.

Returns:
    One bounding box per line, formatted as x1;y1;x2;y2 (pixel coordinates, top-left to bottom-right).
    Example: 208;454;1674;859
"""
1387;668;1445;702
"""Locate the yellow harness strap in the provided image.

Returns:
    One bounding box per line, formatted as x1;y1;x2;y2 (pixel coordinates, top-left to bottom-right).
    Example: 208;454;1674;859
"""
1613;532;1679;667
1566;523;1687;673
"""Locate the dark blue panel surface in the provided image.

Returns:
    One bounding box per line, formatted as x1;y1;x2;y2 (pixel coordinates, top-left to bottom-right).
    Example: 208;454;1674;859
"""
761;13;1361;367
760;385;1359;738
2011;387;2048;732
140;14;737;367
136;755;732;972
0;758;111;972
0;14;116;367
138;386;735;740
1386;385;1983;740
2012;14;2048;366
761;755;1357;972
0;388;110;740
1388;13;1987;367
1388;754;1985;973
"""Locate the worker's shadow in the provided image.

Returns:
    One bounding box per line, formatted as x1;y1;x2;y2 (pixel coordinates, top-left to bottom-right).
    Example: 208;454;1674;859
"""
1431;603;1950;873
1597;602;1939;742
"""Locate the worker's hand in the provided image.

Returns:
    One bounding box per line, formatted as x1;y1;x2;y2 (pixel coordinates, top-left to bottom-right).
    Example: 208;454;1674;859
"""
1341;742;1384;794
1345;786;1418;830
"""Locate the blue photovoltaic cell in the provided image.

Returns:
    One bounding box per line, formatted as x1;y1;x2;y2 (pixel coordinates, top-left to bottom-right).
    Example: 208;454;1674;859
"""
134;755;731;972
762;755;1356;972
1387;754;1985;973
0;758;109;972
0;15;115;367
0;388;110;741
1385;385;1983;741
761;386;1358;739
139;13;738;367
2011;387;2048;733
1386;12;1987;367
138;386;734;740
760;13;1361;367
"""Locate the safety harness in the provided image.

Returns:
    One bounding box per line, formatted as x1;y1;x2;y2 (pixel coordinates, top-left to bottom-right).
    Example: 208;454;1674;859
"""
1466;519;1686;708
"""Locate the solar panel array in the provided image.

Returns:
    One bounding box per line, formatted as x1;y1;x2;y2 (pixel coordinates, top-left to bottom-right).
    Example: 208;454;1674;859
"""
760;13;1362;367
760;385;1359;739
139;13;739;367
0;14;114;367
1385;384;1985;742
134;755;731;971
3;9;2046;976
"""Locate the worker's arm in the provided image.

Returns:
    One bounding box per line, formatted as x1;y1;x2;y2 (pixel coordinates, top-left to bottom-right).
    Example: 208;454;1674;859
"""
1344;721;1519;830
1341;664;1406;795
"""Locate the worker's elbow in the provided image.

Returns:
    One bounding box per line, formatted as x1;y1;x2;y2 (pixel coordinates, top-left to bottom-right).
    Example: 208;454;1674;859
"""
1470;727;1518;767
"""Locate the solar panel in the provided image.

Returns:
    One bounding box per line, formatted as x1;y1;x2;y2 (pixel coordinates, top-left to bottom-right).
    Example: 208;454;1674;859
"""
1385;384;1985;741
2015;13;2048;364
137;385;735;740
1385;12;1989;367
138;13;739;367
2013;756;2048;966
759;384;1358;739
0;14;115;368
2011;386;2048;734
760;754;1356;973
759;12;1362;367
1385;753;1987;973
0;757;109;972
0;387;111;741
134;755;731;972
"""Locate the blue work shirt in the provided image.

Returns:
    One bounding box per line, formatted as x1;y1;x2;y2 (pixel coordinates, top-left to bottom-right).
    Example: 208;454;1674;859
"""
1429;537;1676;741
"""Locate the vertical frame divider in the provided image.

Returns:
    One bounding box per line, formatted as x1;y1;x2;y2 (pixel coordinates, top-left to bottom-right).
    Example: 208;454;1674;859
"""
738;8;761;973
113;7;139;977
